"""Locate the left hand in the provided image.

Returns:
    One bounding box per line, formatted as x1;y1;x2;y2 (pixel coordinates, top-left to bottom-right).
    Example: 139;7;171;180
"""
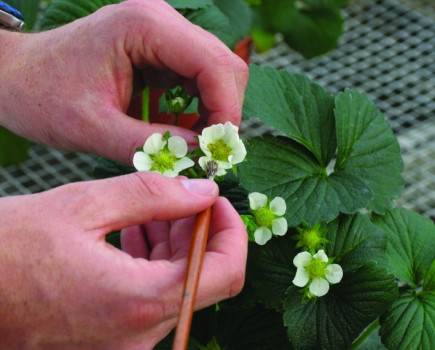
0;0;249;164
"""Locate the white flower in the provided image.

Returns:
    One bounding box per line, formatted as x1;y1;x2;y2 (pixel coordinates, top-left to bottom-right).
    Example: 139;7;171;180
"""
248;192;288;245
198;122;246;176
133;133;194;177
292;250;343;297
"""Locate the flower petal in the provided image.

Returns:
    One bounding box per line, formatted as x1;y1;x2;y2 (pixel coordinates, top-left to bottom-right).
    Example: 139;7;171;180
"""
224;121;239;134
168;136;188;157
270;196;286;216
144;133;166;154
230;140;247;165
292;267;309;287
248;192;268;210
173;157;195;173
271;217;288;236
325;264;343;284
133;152;153;171
309;278;330;297
162;169;178;177
254;227;272;245
293;251;312;268
313;249;328;263
201;123;225;144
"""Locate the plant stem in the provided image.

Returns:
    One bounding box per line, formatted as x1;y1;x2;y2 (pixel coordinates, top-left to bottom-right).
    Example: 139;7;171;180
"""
349;319;380;350
142;86;150;122
174;113;179;126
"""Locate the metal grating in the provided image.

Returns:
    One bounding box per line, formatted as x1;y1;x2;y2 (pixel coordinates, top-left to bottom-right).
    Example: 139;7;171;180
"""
1;0;435;221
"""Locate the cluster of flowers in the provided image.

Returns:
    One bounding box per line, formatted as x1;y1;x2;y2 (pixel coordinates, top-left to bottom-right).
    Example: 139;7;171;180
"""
133;118;343;299
133;122;246;178
246;194;343;298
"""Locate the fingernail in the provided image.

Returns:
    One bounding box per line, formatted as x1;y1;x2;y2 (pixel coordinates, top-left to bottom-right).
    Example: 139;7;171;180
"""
180;179;218;196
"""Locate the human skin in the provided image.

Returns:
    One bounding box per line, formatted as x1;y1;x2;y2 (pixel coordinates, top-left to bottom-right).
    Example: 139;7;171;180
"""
0;0;249;348
0;173;247;349
0;0;249;164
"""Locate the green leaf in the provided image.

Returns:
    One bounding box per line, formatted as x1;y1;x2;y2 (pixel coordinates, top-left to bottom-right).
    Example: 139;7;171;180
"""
214;305;290;349
184;5;237;49
255;0;344;58
38;0;122;30
424;260;435;292
281;8;343;58
248;212;396;348
335;89;404;214
256;0;297;35
250;27;276;53
213;0;252;43
302;0;351;9
0;127;30;166
239;135;371;226
243;65;336;167
379;290;435;350
159;93;198;115
241;67;404;225
217;172;250;215
165;0;213;10
93;157;135;179
372;208;435;288
326;212;389;272
284;262;397;349
246;233;297;311
7;0;41;31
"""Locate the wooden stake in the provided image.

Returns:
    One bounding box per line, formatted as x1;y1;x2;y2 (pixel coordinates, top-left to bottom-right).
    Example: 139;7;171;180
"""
172;206;212;350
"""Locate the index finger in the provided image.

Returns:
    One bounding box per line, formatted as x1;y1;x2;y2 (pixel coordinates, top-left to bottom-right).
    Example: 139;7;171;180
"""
122;0;249;126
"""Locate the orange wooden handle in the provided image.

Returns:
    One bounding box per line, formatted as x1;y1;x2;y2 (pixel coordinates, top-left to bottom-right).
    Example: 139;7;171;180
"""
172;207;212;350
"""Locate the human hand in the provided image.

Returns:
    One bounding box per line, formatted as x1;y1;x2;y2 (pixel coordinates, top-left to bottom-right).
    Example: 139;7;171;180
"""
0;0;249;163
0;172;247;349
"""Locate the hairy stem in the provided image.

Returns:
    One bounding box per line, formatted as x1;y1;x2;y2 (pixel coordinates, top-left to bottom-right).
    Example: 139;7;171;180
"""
350;319;380;350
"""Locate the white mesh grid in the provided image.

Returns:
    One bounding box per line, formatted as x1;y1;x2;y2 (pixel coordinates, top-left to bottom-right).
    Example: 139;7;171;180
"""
1;0;435;221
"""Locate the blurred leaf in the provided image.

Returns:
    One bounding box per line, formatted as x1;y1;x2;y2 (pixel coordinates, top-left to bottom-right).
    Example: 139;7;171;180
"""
93;157;135;179
0;127;30;166
165;0;212;10
184;5;237;49
38;0;122;30
7;0;41;31
282;8;343;59
213;0;252;43
256;0;345;58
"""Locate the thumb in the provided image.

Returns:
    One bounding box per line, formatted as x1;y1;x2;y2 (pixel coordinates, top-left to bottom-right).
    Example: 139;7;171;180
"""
62;172;218;234
94;110;199;165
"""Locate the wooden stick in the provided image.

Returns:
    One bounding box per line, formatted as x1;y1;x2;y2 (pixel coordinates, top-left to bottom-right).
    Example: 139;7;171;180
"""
172;206;212;350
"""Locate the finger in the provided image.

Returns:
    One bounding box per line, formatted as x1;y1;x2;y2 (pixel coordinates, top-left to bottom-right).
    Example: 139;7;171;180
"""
121;1;245;127
54;172;218;235
98;198;246;331
98;110;198;165
120;226;149;259
197;197;248;305
169;216;197;260
144;221;171;260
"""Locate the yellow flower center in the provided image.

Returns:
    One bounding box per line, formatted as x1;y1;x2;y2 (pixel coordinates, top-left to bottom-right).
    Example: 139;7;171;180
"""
208;139;232;162
150;149;177;173
301;229;322;250
253;207;275;228
305;258;327;280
